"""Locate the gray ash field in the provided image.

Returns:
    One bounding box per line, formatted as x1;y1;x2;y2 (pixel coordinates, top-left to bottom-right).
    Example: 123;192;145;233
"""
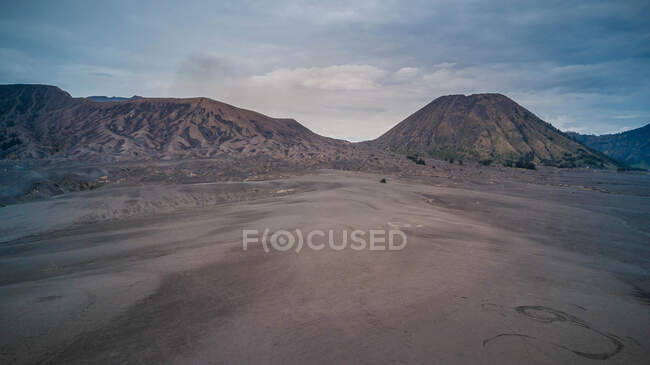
3;1;649;363
1;162;648;364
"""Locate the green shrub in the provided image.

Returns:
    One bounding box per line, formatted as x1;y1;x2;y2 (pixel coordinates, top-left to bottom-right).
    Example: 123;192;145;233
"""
407;154;425;165
515;152;536;170
515;160;536;170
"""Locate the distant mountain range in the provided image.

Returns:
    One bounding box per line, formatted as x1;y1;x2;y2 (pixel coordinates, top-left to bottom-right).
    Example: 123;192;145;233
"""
567;124;650;169
366;94;621;168
0;84;347;161
0;84;641;170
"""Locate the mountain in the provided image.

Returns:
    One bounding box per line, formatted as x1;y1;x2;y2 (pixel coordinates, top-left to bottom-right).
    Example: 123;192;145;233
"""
367;93;622;168
567;124;650;169
0;84;346;161
86;95;142;102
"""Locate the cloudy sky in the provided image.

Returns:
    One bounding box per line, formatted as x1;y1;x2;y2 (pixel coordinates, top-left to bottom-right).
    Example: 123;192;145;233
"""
1;0;649;141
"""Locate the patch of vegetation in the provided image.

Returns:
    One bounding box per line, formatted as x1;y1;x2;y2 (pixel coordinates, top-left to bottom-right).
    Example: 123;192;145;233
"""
0;137;22;151
478;159;493;166
575;149;606;168
380;178;387;183
407;154;426;165
557;161;576;168
617;166;647;172
503;152;536;169
514;152;536;170
431;149;462;163
515;159;536;170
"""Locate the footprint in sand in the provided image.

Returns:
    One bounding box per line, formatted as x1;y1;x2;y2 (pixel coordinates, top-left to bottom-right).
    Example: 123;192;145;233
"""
483;305;624;360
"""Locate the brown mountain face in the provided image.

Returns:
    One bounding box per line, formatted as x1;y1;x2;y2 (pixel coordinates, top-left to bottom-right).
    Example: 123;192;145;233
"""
0;84;346;161
368;93;622;168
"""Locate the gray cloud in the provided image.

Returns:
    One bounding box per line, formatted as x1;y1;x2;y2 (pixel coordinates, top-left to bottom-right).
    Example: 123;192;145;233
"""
1;0;648;139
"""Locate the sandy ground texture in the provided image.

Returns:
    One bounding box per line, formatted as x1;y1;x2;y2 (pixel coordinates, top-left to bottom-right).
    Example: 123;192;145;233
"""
0;169;649;364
